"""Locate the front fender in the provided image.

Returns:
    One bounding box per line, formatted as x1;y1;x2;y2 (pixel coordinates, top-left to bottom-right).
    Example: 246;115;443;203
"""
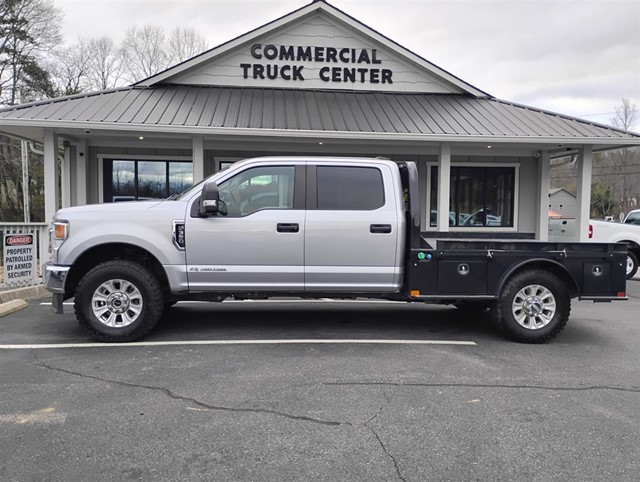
58;223;184;267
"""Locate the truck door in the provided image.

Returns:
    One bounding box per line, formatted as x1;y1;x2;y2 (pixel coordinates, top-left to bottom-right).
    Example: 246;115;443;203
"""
185;164;305;291
304;163;404;292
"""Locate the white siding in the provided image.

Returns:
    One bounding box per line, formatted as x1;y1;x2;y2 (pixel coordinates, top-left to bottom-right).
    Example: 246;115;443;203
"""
171;14;465;94
549;190;577;217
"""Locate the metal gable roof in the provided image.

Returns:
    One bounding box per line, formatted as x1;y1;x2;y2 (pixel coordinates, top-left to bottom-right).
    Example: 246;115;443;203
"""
134;0;489;97
1;85;639;144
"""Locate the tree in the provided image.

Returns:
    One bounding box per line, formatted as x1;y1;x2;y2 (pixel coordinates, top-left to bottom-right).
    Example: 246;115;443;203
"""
47;39;93;96
119;25;209;83
606;98;640;212
167;27;208;66
0;0;62;222
591;178;618;218
119;25;168;83
87;36;125;91
0;0;62;106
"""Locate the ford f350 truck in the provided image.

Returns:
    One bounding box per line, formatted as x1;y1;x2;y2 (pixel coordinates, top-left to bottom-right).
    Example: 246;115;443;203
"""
43;157;628;343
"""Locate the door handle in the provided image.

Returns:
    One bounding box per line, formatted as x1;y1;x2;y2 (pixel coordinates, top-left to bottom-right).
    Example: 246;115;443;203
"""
370;224;392;234
277;223;299;233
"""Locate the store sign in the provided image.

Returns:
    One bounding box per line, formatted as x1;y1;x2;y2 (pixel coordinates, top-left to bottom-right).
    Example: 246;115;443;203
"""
240;44;393;84
3;234;36;287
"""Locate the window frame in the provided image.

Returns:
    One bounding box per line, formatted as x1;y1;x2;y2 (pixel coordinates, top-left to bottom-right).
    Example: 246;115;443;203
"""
426;161;520;231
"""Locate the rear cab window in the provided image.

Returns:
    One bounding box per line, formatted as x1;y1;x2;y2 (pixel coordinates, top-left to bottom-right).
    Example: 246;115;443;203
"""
316;166;385;210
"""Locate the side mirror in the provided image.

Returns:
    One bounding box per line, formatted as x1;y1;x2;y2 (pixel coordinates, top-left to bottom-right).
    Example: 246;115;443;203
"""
199;181;219;216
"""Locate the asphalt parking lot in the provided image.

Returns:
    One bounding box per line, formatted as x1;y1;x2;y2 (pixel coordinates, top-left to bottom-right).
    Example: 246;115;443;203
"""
1;279;638;481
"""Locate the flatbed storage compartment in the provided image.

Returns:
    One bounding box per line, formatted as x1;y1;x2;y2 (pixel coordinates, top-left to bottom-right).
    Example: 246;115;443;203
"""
408;238;628;300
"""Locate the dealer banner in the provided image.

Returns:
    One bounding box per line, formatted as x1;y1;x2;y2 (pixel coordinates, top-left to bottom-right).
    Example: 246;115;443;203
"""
3;233;36;287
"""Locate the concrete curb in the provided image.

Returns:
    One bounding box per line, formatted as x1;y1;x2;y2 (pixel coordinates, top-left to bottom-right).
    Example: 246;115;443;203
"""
0;299;29;317
0;284;49;318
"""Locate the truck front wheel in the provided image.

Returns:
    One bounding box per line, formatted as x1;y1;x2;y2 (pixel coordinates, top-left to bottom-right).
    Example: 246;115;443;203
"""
495;270;571;343
74;260;164;342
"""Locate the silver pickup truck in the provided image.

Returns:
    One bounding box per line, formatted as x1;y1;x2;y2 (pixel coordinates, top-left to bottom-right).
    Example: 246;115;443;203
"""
43;157;628;343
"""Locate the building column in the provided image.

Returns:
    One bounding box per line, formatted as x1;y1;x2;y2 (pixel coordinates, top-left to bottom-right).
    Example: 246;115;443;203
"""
536;151;551;241
192;136;204;182
75;140;88;206
417;159;427;229
575;145;593;242
43;129;59;222
436;143;451;232
61;142;72;208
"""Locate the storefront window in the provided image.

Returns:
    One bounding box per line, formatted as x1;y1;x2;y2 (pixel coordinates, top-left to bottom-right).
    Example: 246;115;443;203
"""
111;160;135;201
430;166;515;228
105;159;193;202
138;161;167;199
169;162;194;195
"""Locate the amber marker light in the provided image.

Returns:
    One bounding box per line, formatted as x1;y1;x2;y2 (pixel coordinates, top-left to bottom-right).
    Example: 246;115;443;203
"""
54;222;68;240
410;290;420;297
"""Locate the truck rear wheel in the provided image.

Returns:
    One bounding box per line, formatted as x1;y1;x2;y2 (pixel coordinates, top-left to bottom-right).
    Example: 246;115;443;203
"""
495;269;571;343
74;260;164;342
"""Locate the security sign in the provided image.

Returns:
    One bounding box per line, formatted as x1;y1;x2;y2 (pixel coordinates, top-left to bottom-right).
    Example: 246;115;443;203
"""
3;234;36;287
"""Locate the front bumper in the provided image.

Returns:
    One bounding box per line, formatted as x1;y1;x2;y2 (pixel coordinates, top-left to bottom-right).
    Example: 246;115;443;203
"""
42;263;70;294
42;263;70;314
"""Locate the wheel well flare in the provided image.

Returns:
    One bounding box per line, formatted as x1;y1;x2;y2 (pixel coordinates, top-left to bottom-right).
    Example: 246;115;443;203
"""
498;260;579;299
64;243;169;299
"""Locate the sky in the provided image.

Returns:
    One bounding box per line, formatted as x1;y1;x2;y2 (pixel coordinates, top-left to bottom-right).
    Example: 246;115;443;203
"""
54;0;640;130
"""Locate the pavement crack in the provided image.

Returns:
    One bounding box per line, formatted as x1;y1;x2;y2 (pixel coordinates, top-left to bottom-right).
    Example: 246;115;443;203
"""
29;356;350;427
365;404;385;425
364;405;406;482
324;381;640;393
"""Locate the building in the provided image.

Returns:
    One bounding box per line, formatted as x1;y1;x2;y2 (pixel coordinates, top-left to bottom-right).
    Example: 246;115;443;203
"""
1;0;639;242
549;188;577;218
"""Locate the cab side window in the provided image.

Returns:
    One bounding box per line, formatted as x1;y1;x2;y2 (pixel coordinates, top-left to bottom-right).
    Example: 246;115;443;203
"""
218;166;295;217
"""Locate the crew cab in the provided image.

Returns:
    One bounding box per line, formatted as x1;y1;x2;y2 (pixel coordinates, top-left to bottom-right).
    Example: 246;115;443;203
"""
43;157;628;343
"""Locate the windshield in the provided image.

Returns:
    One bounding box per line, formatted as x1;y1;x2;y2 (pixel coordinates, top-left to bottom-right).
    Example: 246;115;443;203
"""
624;211;640;225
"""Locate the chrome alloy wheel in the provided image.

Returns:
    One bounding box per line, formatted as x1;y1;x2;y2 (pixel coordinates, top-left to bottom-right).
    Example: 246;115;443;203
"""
627;255;634;276
91;279;143;327
511;284;557;330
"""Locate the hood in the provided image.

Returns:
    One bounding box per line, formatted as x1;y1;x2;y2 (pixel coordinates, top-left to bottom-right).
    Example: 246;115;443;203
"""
54;200;182;219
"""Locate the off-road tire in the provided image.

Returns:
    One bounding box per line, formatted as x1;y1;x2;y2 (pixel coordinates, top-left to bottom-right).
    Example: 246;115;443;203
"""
494;269;571;344
74;260;164;342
